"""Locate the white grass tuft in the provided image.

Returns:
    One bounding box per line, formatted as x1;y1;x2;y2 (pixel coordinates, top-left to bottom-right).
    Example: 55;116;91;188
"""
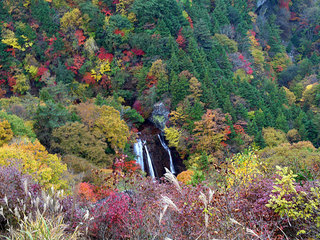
164;168;181;193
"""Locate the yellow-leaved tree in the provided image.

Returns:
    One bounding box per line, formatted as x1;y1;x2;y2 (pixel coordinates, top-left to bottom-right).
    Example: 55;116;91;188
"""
1;29;21;49
0;140;67;190
226;148;264;188
93;106;130;150
60;8;82;33
169;106;187;127
283;87;296;105
164;127;181;148
91;60;111;82
0;120;13;146
262;127;288;147
13;73;30;94
247;30;265;71
188;77;202;100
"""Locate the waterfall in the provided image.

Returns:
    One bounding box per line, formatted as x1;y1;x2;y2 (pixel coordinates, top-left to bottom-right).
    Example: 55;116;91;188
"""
134;138;156;178
158;134;176;174
257;0;267;8
143;142;156;178
133;139;144;172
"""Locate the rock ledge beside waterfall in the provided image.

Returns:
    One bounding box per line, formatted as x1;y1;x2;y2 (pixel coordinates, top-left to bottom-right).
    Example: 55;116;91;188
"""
150;102;170;131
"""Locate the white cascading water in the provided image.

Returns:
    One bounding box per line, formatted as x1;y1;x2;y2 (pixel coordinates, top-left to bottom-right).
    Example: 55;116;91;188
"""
133;139;145;172
158;134;176;174
143;141;156;178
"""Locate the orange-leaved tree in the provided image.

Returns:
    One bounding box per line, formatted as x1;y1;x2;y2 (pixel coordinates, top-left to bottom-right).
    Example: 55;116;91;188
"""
193;109;229;154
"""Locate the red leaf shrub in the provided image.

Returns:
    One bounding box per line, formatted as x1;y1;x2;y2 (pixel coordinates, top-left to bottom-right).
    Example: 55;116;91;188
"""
99;75;112;90
176;33;186;48
114;154;140;175
276;65;284;72
78;182;97;202
5;48;16;57
8;75;16;89
75;30;86;46
122;50;133;62
131;48;145;56
187;16;194;29
279;0;291;11
133;100;143;115
114;29;125;37
66;55;85;74
88;192;143;239
102;9;112;16
37;66;49;78
146;74;157;88
83;72;95;85
97;47;114;62
130;176;243;239
234;175;285;239
234;124;245;135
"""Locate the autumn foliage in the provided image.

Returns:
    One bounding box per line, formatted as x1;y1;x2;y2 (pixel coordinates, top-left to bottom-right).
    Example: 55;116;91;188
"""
0;0;320;239
0;140;67;190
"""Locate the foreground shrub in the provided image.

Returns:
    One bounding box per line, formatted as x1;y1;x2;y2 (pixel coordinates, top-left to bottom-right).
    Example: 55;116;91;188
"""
0;165;41;230
267;166;320;238
5;213;80;240
125;170;254;239
226;148;264;188
0;165;85;239
1;150;319;240
234;174;289;239
77;182;114;203
78;182;98;202
88;192;143;239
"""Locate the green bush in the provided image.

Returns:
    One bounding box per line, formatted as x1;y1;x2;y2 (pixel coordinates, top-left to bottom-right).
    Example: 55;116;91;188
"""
262;127;287;147
62;154;99;183
0;111;36;139
259;141;320;180
52;122;112;167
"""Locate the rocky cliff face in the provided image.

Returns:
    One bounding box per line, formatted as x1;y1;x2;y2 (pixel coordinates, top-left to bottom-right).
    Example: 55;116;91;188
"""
150;102;170;131
255;0;292;41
